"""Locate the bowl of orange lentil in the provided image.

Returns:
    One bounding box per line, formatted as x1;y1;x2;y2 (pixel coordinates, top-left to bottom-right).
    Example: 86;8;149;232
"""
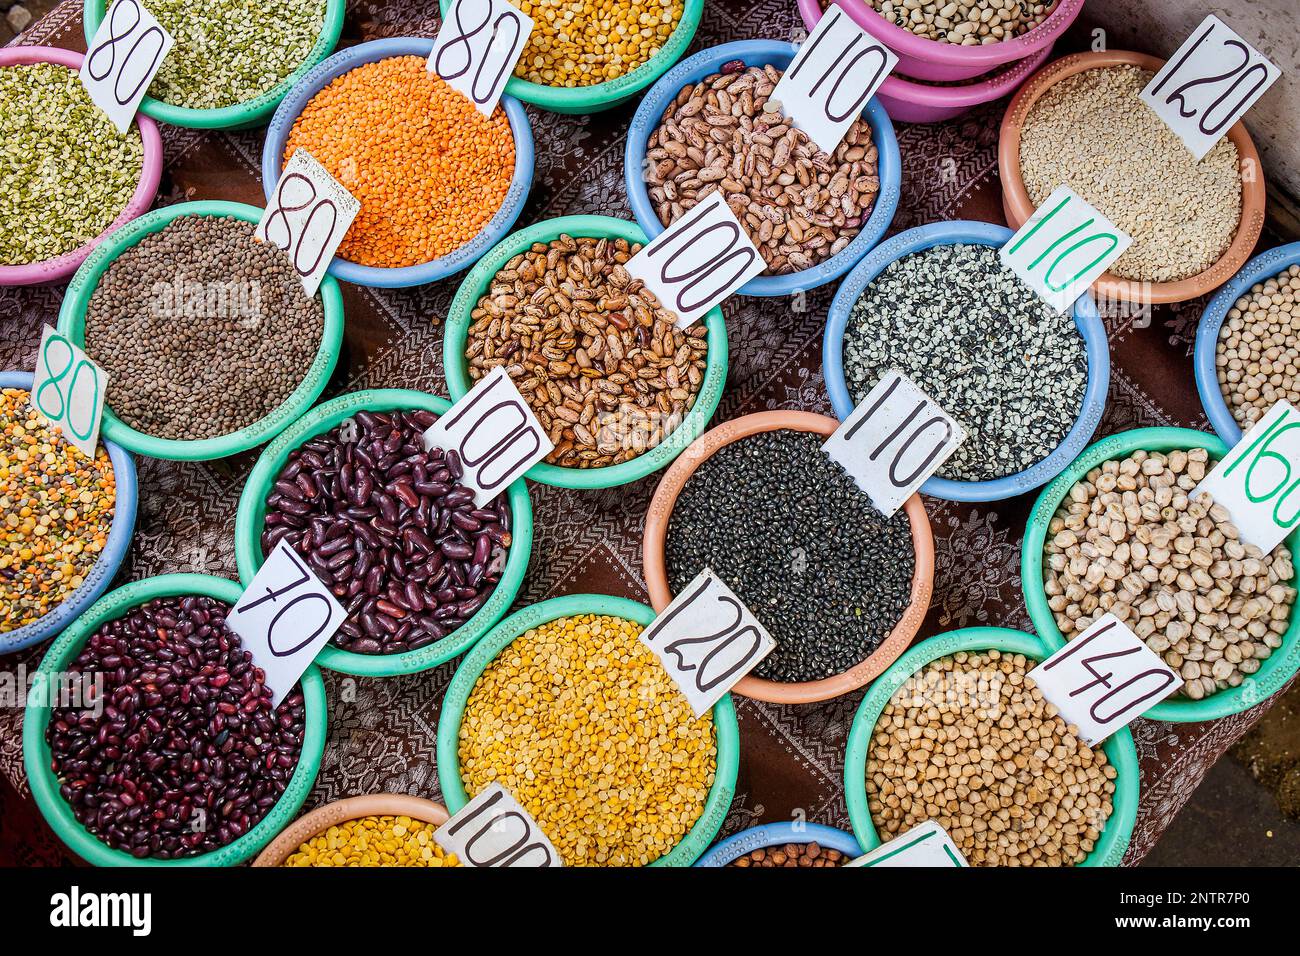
262;37;535;289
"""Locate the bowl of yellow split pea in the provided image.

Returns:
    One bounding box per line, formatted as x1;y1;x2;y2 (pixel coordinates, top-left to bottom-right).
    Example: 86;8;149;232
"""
254;793;460;866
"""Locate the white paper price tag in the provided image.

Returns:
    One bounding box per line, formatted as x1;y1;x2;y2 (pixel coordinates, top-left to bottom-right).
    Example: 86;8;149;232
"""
429;0;533;117
434;783;561;867
626;191;766;328
80;0;174;134
226;540;347;707
1196;400;1300;555
1140;15;1281;162
822;370;965;516
422;365;553;506
31;325;108;459
846;822;967;868
640;568;775;717
256;150;360;297
1030;613;1179;746
1000;185;1132;312
771;5;895;154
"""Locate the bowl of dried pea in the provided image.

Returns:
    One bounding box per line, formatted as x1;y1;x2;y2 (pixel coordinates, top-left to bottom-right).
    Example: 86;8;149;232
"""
254;793;460;866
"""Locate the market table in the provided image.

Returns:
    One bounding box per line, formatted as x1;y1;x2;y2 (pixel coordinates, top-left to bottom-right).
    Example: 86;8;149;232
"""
0;0;1284;865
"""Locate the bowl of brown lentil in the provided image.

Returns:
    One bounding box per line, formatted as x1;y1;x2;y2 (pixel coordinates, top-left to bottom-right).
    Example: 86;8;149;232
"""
844;627;1140;867
694;821;863;867
253;793;459;866
999;50;1266;306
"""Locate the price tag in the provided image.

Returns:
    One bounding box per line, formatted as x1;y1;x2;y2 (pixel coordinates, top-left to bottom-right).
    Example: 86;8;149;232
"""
640;568;775;717
846;822;967;868
1030;613;1179;746
226;540;347;707
434;783;561;867
822;370;965;517
422;365;553;506
80;0;174;133
626;191;766;328
1196;400;1300;555
1000;185;1132;312
256;149;360;297
1140;15;1281;161
429;0;533;117
31;325;109;459
771;4;896;154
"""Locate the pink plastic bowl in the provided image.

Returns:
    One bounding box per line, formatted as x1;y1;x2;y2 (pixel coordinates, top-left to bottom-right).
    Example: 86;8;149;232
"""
797;0;1085;82
0;47;163;287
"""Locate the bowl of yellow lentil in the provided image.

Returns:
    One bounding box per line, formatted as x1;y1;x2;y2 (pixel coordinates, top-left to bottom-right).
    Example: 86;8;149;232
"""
0;372;137;655
254;793;460;866
437;593;739;866
436;0;703;113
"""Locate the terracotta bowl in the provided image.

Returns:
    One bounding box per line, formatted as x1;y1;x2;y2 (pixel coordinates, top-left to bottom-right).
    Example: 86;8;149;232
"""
998;50;1265;306
643;410;934;704
253;793;450;866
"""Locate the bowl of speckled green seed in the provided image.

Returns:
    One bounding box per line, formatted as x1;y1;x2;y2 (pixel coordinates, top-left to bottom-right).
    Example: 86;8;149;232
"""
82;0;345;129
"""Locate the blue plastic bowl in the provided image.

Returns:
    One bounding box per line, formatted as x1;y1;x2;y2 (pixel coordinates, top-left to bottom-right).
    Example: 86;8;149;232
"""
623;39;901;298
262;37;535;289
0;371;137;655
1194;241;1300;446
694;822;863;867
822;220;1110;502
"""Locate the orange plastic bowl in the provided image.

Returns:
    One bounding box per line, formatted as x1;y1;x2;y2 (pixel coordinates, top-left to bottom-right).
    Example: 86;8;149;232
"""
642;410;934;704
253;793;451;866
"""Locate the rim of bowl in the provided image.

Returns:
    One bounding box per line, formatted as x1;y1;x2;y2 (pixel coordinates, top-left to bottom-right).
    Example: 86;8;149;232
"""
262;37;535;289
0;372;139;655
1021;426;1300;722
822;219;1109;502
55;200;345;462
998;50;1266;306
436;0;703;113
443;214;729;489
0;47;163;288
623;38;901;298
253;793;451;866
1194;241;1300;446
843;625;1139;867
435;593;740;867
693;821;864;867
82;0;346;129
233;388;534;677
642;410;935;704
21;573;328;867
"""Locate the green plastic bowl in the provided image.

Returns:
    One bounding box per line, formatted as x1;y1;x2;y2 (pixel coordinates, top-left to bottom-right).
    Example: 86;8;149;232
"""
443;215;728;490
57;200;345;461
844;626;1139;867
234;389;534;677
83;0;346;129
436;593;739;866
1023;427;1300;723
22;573;328;867
435;0;702;114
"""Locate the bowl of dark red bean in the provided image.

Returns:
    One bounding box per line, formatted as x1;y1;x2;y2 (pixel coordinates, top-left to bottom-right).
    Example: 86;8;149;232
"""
22;573;327;866
234;389;534;677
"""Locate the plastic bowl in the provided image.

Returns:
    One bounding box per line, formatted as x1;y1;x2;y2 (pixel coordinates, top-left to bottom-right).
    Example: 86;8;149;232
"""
436;0;702;114
624;39;900;298
1194;242;1300;446
56;200;345;461
253;793;451;866
844;626;1139;866
436;593;739;866
22;573;328;867
0;47;162;288
234;389;534;677
694;821;863;867
823;220;1108;501
999;50;1266;306
1022;427;1300;723
263;37;535;289
443;214;728;490
643;410;934;704
83;0;345;130
0;372;138;655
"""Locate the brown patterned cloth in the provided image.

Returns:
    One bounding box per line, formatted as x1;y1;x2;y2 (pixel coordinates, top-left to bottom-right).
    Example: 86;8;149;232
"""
0;0;1286;865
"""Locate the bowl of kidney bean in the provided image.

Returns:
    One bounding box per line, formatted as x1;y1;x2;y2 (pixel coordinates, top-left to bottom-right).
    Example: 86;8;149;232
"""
234;389;534;677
